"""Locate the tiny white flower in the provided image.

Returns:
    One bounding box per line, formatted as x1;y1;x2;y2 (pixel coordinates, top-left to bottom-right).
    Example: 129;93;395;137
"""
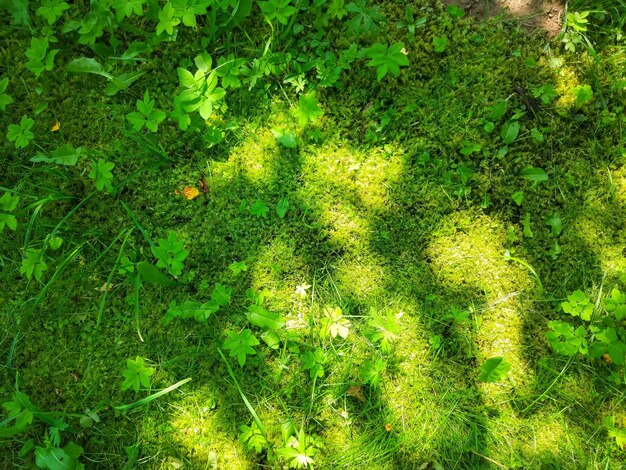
295;283;311;298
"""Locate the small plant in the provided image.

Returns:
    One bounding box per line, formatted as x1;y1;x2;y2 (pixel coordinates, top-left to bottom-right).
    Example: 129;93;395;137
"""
163;300;219;324
36;0;70;25
294;92;324;127
223;329;260;366
20;248;48;282
156;2;180;35
7;116;35;149
0;77;13;111
176;52;226;121
572;84;593;106
359;358;386;386
433;36;448;53
121;356;155;393
25;36;59;78
531;84;558;104
319;306;350;339
546;320;588;356
562;290;594;321
151;231;189;276
605;288;626;320
365;307;401;353
0;192;20;233
301;348;327;379
229;260;248;277
32;143;86;166
126;90;166;133
276;198;290;218
249;198;270;218
364;42;409;81
277;428;319;469
239;421;269;453
397;4;425;35
259;0;297;25
89;160;115;192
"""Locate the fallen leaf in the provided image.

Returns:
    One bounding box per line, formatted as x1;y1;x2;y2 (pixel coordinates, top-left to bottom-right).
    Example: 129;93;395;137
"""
198;178;209;193
183;186;200;200
51;121;60;132
95;282;113;293
347;385;365;403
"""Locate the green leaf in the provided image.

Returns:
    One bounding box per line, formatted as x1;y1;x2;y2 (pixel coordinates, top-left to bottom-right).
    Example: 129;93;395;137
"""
272;129;298;148
276;198;289;218
294;92;324;126
320;306;350;339
223;329;259;366
433;36;448;53
572;84;593;106
35;442;84;470
545;212;562;236
301;348;326;379
500;120;520;144
156;2;180;35
151;231;189;276
0;192;20;233
511;191;524;206
364;42;409;81
65;57;112;79
562;289;593;321
239;422;268;453
518;166;548;184
249;199;269;218
136;262;177;286
478;357;511;382
359;358;386;386
211;283;232;306
20;248;48;282
88;160;115;192
31;144;84;166
163;300;219;324
246;304;285;330
7;115;35;149
121;356;155;393
36;0;70;25
546;320;587;356
177;68;196;88
194;52;212;74
259;0;296;25
228;260;248;277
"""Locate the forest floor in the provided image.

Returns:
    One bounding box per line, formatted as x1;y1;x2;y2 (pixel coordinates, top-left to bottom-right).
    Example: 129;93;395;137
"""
1;0;625;469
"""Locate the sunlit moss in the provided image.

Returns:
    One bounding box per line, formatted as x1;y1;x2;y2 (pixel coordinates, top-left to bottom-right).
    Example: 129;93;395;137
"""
427;212;535;398
166;391;254;468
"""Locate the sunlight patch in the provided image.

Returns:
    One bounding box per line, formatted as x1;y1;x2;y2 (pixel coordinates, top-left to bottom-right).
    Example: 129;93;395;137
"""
427;212;535;398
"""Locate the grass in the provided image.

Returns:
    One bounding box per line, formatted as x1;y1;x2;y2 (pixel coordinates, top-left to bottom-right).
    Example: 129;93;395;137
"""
1;0;626;468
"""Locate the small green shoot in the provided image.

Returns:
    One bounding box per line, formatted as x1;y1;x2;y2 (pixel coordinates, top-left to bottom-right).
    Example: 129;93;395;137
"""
121;356;155;393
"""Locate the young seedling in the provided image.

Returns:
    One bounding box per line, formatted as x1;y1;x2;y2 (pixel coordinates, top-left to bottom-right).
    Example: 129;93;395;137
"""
7;116;35;149
126;90;166;133
364;42;409;81
121;356;155;393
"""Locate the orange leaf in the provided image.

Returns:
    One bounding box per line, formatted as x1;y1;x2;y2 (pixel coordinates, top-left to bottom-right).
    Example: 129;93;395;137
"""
51;121;60;132
347;385;365;403
183;186;200;200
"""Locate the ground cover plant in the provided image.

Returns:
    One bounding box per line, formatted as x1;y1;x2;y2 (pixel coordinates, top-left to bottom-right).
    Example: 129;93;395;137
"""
1;0;626;468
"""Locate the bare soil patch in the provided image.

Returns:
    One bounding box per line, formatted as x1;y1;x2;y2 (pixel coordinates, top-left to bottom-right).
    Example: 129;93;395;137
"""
443;0;565;37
